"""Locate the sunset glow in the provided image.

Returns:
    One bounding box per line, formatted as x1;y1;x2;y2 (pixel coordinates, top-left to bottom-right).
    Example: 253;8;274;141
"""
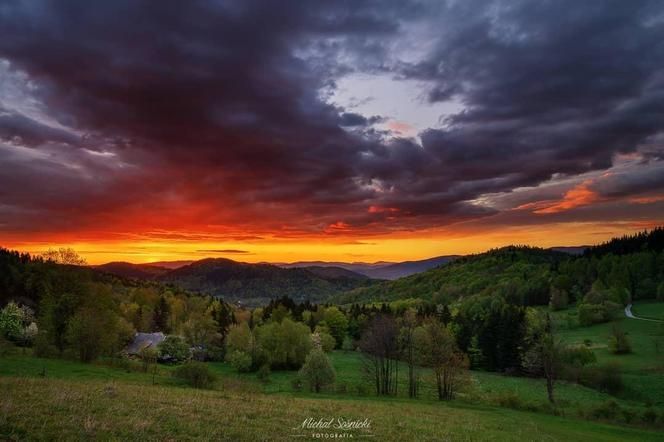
1;1;662;264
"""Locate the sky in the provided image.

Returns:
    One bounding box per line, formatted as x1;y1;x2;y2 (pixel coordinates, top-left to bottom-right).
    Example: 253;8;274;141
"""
0;0;663;264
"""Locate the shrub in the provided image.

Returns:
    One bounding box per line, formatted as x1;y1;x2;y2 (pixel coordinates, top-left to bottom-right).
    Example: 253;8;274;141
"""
608;326;631;354
298;348;335;393
173;362;217;389
579;363;624;395
561;345;596;367
158;335;190;362
589;400;621;420
493;390;523;410
227;350;253;373
578;303;620;326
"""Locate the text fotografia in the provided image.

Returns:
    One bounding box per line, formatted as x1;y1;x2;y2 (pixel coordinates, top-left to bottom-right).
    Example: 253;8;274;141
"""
293;417;373;439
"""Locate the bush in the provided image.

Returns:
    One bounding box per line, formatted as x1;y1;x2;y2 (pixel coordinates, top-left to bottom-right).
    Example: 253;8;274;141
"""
589;400;621;420
608;326;631;354
157;335;190;363
578;302;620;326
561;345;596;367
493;390;523;410
173;362;217;389
227;350;253;373
298;349;335;393
579;363;624;395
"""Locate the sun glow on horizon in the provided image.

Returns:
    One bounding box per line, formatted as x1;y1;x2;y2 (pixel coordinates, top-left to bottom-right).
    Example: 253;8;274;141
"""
2;221;656;265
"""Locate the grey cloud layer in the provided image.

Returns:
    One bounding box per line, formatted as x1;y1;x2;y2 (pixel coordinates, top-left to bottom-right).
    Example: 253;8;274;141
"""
0;0;662;235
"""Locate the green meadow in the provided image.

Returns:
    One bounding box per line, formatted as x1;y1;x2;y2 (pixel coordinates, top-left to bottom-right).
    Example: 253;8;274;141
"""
2;301;663;440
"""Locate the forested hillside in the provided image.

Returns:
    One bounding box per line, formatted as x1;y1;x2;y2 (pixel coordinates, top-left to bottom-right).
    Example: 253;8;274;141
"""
334;228;664;307
159;258;373;305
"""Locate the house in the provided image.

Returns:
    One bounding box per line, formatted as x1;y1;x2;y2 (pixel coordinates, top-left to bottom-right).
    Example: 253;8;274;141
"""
125;332;165;356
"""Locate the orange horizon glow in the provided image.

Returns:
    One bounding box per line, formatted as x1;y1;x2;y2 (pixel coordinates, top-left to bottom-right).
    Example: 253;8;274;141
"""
2;221;658;265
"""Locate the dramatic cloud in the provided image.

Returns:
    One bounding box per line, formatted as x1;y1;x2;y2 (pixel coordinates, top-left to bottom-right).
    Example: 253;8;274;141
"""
0;0;662;258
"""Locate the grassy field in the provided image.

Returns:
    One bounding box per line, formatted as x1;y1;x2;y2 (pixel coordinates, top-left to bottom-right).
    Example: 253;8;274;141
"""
2;375;662;441
2;301;663;440
632;301;664;321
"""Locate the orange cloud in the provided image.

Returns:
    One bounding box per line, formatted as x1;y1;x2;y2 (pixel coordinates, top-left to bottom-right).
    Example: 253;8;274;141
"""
533;180;601;214
368;206;399;214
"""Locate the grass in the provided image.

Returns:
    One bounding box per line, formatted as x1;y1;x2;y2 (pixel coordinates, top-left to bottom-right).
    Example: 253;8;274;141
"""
2;376;662;441
632;301;664;321
2;301;663;439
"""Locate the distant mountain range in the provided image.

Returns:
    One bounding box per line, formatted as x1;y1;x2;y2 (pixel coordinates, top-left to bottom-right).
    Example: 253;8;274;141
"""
94;246;589;305
95;259;372;305
275;255;460;279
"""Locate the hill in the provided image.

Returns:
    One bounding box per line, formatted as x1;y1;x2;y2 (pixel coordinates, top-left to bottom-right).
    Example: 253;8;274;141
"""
1;356;661;441
94;261;169;279
277;255;460;280
332;246;567;305
158;258;373;305
146;260;194;269
362;255;460;279
584;227;664;257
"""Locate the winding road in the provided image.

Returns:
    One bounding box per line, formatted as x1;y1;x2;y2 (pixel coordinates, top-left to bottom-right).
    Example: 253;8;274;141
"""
624;303;663;322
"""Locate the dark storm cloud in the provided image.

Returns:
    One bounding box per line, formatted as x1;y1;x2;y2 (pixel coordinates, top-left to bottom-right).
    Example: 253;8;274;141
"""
0;0;663;236
394;0;664;192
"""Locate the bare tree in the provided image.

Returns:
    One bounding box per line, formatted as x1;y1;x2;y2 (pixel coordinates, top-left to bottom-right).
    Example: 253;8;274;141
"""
360;315;399;396
414;319;469;400
522;312;564;403
399;309;419;398
42;248;87;266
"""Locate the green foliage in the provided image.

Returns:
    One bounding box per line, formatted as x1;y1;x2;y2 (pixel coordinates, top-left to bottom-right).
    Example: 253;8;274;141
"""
319;331;336;352
226;322;254;354
336;246;565;305
322;306;348;348
561;346;596;367
0;302;36;345
578;302;620;326
159;258;373;305
298;348;335;392
414;319;469;400
608;326;632;354
65;286;131;363
173;361;217;389
579;363;624;395
255;318;312;369
549;287;569;311
157;335;190;362
227;350;253;373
